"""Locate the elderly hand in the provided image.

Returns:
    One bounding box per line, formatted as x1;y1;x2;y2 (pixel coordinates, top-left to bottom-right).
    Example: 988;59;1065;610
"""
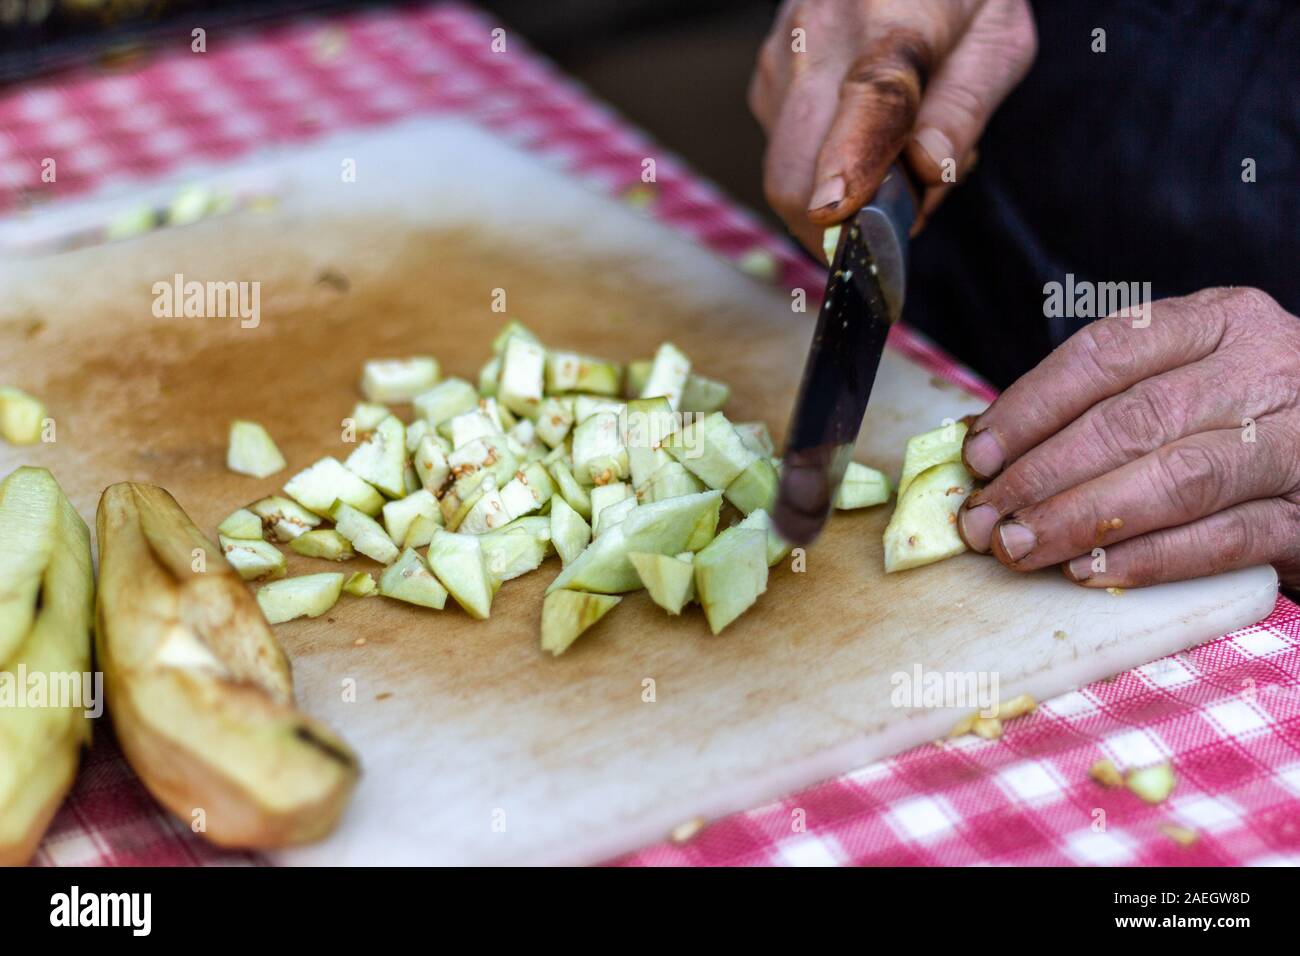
748;0;1036;257
957;288;1300;589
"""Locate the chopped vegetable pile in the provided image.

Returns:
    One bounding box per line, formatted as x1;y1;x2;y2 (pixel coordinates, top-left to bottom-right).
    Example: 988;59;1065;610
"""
220;319;936;654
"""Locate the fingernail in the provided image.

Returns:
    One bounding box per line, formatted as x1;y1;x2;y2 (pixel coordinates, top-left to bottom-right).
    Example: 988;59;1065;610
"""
963;430;1004;478
913;126;954;169
997;521;1036;561
958;503;1000;553
808;175;845;211
1065;555;1094;582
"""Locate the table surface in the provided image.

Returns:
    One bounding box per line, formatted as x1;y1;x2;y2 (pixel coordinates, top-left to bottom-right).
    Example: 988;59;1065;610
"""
4;1;1298;867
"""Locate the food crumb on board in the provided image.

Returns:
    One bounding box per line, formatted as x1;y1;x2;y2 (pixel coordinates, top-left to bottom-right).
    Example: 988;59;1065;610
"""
949;694;1037;740
669;816;708;845
354;637;366;647
1088;758;1124;788
1106;587;1125;596
1159;823;1199;848
1052;629;1067;641
1126;762;1176;804
375;692;393;701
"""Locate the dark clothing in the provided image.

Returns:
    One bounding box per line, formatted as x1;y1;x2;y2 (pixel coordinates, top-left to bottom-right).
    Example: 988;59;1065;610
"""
906;0;1300;390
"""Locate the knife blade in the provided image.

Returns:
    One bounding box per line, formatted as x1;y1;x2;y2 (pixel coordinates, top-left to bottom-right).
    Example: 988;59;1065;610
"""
771;163;917;546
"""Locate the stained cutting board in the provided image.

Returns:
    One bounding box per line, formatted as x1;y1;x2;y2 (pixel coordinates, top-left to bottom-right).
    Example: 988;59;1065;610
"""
0;119;1277;865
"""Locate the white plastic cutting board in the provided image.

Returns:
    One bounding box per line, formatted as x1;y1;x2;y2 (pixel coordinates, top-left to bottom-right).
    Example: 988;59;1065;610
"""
0;119;1278;866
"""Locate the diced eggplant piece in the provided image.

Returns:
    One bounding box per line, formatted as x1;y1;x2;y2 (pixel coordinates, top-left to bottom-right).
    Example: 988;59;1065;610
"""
382;489;440;545
330;501;399;565
736;509;792;567
498;335;547;419
540;590;621;656
629;551;695;615
0;387;47;445
822;225;841;263
478;355;501;398
447;406;502;450
289;529;354;561
480;525;549;582
573;395;626;424
640;342;691;410
349;402;390;434
344;415;406;499
218;507;264;540
548;459;589;522
638;460;706;503
412;435;450;495
361;356;439;403
534;396;575;448
509;417;536;449
623;396;677;490
572;411;628;486
257;573;344;624
695;527;768;634
594;495;637;537
402;513;442;549
546;490;721;594
481;396;514;432
426;530;496;619
284;457;384;517
545;352;621;396
897;421;969;499
219;535;287;582
448;436;517;486
737;247;779;281
490;319;541;355
459;485;511;535
624;359;652;398
723;456;778;516
404;419;433;454
412;378;478;427
549;495;591;567
378;549;448;610
882;461;971;572
249;495;323;542
661;411;756;489
680;374;730;414
590;481;632;533
441;470;489;530
227;420;286;479
499;461;555;521
733;422;775;458
343;571;377;597
833;462;892;509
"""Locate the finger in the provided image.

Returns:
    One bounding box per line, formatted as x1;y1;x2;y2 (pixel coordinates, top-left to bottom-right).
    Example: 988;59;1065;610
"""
987;424;1300;571
763;66;844;256
1061;496;1300;588
962;294;1229;481
904;0;1035;192
959;354;1280;552
806;26;940;227
747;20;795;134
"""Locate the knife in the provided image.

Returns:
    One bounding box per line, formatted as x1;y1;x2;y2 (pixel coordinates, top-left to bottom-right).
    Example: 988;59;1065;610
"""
771;163;917;546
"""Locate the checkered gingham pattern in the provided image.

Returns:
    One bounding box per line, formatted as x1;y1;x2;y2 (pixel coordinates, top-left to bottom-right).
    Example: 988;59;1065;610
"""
5;2;1298;868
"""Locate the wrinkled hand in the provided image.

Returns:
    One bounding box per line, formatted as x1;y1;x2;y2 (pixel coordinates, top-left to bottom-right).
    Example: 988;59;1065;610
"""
957;288;1300;589
748;0;1036;257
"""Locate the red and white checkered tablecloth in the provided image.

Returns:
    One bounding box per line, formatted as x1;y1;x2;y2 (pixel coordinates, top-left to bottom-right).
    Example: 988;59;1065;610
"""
6;2;1298;868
